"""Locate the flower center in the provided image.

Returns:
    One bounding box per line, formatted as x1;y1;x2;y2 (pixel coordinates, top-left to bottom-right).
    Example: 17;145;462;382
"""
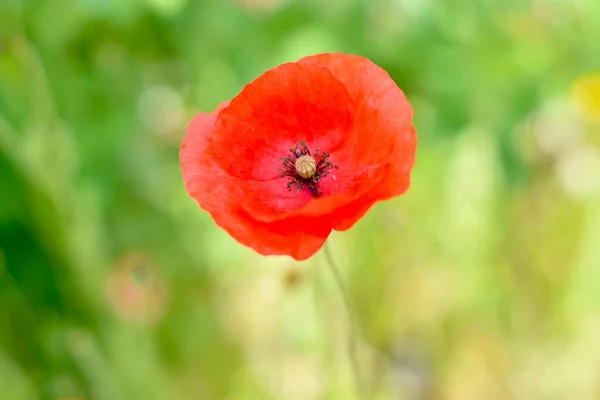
280;141;337;196
295;155;316;179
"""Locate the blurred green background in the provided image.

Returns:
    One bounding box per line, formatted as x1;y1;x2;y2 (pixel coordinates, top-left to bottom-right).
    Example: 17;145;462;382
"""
2;0;600;399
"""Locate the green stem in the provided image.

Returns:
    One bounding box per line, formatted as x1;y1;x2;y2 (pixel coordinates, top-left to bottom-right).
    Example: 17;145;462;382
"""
323;242;368;399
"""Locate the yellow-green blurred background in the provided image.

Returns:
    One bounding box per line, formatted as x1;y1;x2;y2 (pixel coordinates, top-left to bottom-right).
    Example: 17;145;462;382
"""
2;0;600;399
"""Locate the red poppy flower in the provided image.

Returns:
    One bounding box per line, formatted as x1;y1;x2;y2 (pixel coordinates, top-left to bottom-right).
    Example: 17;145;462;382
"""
180;53;416;260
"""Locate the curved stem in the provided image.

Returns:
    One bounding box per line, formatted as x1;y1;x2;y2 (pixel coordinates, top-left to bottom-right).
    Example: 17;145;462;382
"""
323;242;368;399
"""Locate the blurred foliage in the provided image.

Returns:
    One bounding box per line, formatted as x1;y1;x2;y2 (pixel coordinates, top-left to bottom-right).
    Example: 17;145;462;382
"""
1;0;600;399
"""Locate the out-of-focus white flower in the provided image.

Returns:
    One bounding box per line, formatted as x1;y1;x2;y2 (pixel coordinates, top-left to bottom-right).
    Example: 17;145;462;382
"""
268;355;323;400
534;99;585;156
555;145;600;199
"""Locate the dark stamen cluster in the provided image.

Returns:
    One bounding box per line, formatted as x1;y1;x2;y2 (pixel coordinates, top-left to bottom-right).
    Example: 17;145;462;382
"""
280;141;337;196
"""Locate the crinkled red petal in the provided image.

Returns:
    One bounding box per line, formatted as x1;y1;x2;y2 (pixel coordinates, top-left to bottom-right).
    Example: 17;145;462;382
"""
297;53;417;230
211;62;355;181
180;102;331;261
299;53;415;167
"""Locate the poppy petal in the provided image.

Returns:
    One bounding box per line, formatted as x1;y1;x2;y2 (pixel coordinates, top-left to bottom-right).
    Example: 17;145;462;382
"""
299;53;415;167
238;163;385;222
298;53;416;228
211;62;355;181
180;102;332;261
327;125;416;231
